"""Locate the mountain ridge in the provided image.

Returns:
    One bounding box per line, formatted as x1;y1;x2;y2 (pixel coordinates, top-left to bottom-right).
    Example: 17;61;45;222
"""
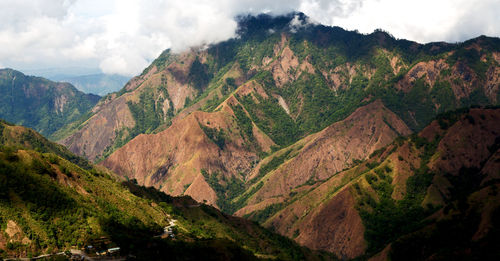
90;12;500;208
61;13;500;161
263;106;500;259
0;68;100;139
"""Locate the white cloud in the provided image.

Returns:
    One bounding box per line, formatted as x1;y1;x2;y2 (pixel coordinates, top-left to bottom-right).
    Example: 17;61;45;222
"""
0;0;498;77
289;13;317;33
302;0;500;43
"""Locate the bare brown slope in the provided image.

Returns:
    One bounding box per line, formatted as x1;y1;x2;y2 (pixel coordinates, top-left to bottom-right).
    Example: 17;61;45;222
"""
102;95;272;206
268;172;368;259
237;100;411;215
60;52;201;161
102;110;223;205
265;107;500;260
100;99;410;258
431;108;500;174
60;66;160;160
423;108;500;205
61;92;135;160
294;187;366;259
262;137;425;259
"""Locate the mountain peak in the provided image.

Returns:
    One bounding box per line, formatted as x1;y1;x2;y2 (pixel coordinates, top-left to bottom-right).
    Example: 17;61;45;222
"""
235;12;313;38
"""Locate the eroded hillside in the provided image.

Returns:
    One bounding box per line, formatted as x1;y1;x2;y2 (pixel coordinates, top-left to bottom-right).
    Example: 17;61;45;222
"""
61;13;500;162
99;13;499;212
264;108;500;259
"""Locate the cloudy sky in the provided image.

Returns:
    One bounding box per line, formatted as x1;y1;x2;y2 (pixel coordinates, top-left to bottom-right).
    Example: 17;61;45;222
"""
0;0;498;77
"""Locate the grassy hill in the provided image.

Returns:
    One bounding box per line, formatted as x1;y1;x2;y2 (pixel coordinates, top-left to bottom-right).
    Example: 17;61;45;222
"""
0;120;332;260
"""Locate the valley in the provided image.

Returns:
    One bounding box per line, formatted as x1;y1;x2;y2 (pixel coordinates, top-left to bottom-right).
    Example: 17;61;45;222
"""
0;11;499;261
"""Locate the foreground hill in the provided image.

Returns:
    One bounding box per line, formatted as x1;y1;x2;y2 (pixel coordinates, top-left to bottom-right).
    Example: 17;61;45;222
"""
0;120;330;260
0;69;100;138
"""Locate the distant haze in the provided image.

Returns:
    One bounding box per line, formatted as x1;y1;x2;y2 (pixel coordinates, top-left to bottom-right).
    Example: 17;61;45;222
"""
51;73;130;96
0;0;498;77
22;67;103;79
21;67;129;96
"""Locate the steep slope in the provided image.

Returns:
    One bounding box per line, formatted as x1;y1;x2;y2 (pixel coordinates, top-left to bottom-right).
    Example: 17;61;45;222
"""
262;107;500;259
100;12;499;217
233;100;411;215
0;69;100;138
50;13;499;260
0;121;331;260
60;51;230;161
102;96;409;212
61;13;500;162
102;87;274;206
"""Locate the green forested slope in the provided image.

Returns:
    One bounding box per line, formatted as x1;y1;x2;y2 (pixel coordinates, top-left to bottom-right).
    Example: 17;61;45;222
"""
0;69;100;138
0;120;330;260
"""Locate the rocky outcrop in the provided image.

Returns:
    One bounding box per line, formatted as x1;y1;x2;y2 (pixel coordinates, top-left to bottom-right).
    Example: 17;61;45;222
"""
400;60;448;89
4;220;31;245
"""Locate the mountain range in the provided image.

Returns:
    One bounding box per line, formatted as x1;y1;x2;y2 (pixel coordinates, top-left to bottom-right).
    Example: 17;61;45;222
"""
59;13;500;259
0;12;499;260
